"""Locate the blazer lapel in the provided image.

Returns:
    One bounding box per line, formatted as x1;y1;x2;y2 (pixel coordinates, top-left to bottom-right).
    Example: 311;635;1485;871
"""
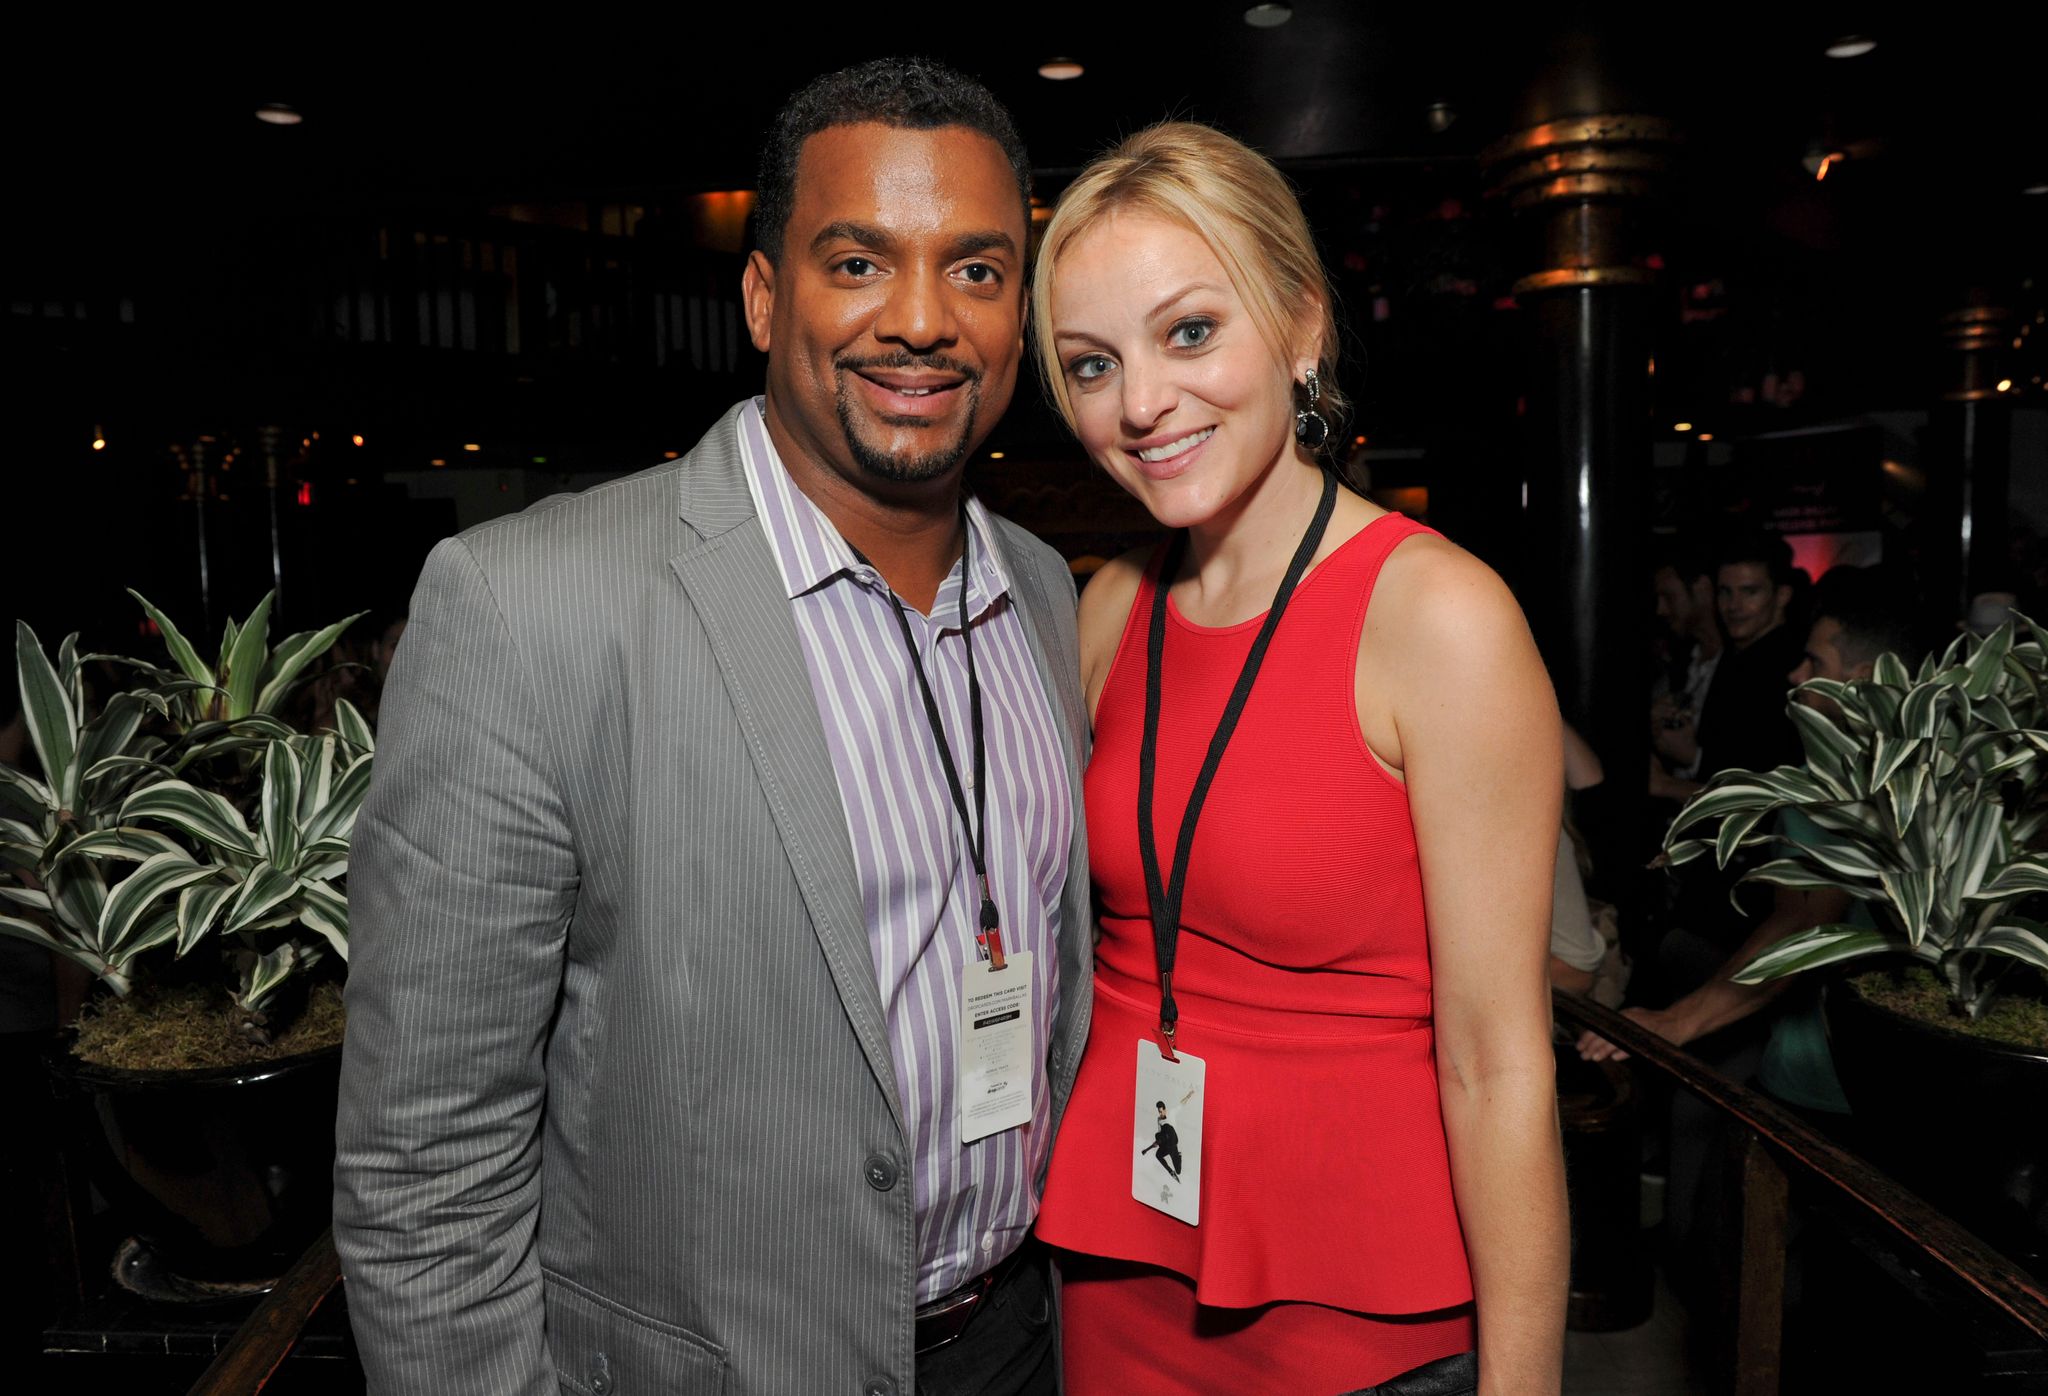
668;409;907;1139
983;523;1094;1109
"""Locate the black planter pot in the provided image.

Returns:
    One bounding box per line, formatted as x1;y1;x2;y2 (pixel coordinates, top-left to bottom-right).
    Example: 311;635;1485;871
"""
44;1038;342;1293
1824;978;2048;1277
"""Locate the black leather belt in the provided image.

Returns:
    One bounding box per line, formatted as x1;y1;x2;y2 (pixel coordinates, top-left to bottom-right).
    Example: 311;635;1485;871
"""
912;1240;1035;1355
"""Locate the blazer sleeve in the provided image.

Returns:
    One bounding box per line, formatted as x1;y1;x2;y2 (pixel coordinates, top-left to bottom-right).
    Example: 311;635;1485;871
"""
334;534;579;1396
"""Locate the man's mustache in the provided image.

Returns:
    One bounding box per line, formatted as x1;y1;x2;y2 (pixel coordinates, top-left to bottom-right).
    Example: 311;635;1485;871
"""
836;352;982;385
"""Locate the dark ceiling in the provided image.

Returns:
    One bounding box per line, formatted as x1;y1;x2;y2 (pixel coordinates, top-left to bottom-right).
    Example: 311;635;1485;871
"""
20;8;2047;207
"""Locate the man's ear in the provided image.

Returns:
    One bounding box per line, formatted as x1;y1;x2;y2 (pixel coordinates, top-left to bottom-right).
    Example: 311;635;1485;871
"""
1775;584;1795;616
742;250;776;354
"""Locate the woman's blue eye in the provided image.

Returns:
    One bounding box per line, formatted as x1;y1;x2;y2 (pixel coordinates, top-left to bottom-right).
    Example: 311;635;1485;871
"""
1169;318;1214;349
1071;354;1114;382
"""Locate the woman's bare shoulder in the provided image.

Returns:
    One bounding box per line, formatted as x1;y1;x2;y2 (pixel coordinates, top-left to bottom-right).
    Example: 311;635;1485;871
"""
1078;543;1156;720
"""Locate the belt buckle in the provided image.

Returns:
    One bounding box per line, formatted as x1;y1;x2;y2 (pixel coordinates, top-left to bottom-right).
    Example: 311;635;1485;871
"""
913;1270;996;1355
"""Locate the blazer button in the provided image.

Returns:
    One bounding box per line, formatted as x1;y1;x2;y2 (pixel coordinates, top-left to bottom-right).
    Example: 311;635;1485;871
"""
590;1350;613;1395
863;1378;897;1396
864;1154;899;1191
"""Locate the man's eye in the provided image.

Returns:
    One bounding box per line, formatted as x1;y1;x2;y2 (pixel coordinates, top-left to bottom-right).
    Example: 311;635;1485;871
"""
1070;354;1114;382
1168;318;1214;349
959;262;998;285
836;257;877;278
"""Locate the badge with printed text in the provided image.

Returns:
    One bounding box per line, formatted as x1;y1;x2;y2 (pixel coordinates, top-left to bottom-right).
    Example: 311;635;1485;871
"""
958;952;1035;1144
1132;1038;1205;1225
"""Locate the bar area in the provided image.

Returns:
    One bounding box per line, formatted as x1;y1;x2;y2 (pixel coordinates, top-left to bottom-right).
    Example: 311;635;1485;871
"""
5;12;2045;1394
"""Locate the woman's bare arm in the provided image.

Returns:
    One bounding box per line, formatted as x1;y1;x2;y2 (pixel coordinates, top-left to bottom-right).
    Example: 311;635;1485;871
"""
1366;537;1568;1395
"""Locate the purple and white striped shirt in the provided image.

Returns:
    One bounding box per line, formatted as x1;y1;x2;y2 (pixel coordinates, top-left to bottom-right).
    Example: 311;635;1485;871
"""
737;401;1072;1301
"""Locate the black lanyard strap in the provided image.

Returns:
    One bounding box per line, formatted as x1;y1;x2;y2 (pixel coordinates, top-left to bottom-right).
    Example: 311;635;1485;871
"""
850;505;1006;969
1139;468;1338;1048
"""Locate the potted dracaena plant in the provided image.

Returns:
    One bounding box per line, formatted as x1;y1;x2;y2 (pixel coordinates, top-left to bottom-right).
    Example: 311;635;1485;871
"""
1664;617;2048;1272
0;590;371;1293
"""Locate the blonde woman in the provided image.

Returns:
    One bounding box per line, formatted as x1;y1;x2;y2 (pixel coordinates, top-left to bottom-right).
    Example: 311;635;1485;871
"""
1029;123;1568;1394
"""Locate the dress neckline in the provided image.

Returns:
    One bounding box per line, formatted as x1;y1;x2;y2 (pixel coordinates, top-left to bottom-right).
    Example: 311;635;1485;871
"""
1162;509;1407;636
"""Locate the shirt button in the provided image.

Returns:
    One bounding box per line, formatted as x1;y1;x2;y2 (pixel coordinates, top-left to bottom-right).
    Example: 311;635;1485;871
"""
864;1378;897;1396
864;1154;898;1191
981;1229;995;1252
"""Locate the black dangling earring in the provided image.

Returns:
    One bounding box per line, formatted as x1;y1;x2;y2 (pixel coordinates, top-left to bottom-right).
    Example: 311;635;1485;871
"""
1294;367;1330;451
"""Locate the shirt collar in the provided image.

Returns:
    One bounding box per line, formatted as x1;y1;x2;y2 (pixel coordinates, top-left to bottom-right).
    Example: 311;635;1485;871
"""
736;398;1014;620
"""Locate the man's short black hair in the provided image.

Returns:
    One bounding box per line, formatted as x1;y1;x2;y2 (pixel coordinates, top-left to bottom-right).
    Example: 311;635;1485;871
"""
1712;528;1796;590
1812;566;1924;670
754;57;1032;263
1653;536;1713;589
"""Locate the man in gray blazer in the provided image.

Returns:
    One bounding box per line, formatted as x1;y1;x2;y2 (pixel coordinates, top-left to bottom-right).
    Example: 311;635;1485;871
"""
335;58;1092;1396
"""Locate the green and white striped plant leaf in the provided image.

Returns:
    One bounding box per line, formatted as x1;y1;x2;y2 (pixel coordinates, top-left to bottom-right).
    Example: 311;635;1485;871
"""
56;631;83;712
235;943;298;1016
1961;623;2015;700
259;740;302;867
0;765;52;823
297;878;349;961
1667;771;1821;841
254;611;367;715
1789;703;1863;797
46;827;188;869
75;691;152;790
1713;802;1774;869
1787;829;1886;882
330;698;374;753
1877;867;1938;947
294;736;335;823
1967;857;2048;902
1742;858;1872;893
299;833;350;872
0;886;51;911
1900;682;1951;739
217;616;241;688
1976;922;2048;975
1801;800;1888;846
0;913;116;982
175;880;238;956
15;621;79;807
1951;800;2006;905
120;782;258;857
222;594;274;720
45;858;107;941
301;754;372;848
1732;924;1897;984
221;863;300;935
82;753;176;787
1873;651;1913;689
1662;837;1712;867
1885;759;1931;841
127;590;215;689
118;907;183;961
1869;736;1925;794
98;850;212;958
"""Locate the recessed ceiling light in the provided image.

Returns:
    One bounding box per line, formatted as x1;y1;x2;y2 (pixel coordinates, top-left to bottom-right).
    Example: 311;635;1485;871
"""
1244;3;1293;26
1426;102;1457;135
255;103;303;126
1825;35;1876;59
2024;183;2048;196
1038;58;1084;81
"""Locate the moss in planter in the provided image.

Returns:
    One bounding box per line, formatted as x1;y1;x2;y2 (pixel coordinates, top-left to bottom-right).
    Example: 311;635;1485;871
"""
1853;968;2048;1052
72;981;347;1072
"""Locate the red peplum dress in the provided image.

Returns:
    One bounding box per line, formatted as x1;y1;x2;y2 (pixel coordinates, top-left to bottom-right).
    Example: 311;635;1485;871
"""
1035;512;1476;1393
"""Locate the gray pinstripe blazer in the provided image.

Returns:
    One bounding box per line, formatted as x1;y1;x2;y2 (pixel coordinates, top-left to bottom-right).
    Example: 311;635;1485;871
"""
333;401;1095;1396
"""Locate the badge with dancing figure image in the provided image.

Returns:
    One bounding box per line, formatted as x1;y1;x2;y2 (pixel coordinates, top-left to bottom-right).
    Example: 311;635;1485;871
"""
1132;1039;1204;1225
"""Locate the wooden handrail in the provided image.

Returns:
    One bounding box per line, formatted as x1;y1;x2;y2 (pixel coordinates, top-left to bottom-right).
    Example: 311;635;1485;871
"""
1556;989;2048;1345
186;1227;343;1396
188;999;2048;1394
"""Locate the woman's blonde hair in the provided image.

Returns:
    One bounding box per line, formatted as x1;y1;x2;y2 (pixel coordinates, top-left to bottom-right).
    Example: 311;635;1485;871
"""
1030;121;1345;443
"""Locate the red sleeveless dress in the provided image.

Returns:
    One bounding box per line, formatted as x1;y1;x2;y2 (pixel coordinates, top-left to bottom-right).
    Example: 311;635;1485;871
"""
1035;512;1475;1392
